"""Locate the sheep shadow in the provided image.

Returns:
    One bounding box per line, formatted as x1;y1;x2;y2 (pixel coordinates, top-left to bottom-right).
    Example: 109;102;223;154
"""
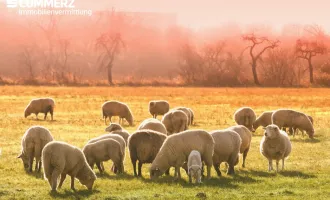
27;118;57;123
279;171;316;179
95;171;135;180
241;170;316;179
49;188;99;198
290;138;320;143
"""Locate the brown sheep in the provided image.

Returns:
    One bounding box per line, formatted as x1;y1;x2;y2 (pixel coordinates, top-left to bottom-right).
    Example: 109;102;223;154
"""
24;98;55;120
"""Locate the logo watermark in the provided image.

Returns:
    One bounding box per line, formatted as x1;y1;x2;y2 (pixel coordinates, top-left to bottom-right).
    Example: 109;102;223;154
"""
6;0;93;16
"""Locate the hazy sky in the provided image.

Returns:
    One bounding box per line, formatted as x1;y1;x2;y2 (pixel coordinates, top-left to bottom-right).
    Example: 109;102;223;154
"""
1;0;329;31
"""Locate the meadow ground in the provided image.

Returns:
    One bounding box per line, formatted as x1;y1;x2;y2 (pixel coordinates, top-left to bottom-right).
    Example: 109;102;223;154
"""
0;86;330;200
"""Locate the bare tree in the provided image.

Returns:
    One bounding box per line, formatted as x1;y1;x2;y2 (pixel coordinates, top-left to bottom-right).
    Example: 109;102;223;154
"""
95;33;125;85
242;34;280;85
20;46;37;80
295;25;327;84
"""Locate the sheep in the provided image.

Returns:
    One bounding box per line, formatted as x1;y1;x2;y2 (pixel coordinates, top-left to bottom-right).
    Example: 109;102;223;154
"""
226;125;252;168
105;123;130;144
187;150;202;184
128;130;167;177
102;101;134;126
161;110;188;135
24;98;55;120
260;124;292;172
83;139;124;174
149;100;170;118
253;111;273;131
290;115;314;137
234;107;257;132
188;108;195;125
137;118;167;135
87;134;126;173
173;107;192;126
42;141;97;191
272;109;314;139
210;130;241;176
150;130;214;180
18;126;53;172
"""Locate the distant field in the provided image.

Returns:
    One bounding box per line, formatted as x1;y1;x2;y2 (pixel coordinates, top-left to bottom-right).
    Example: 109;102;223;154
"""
0;86;330;200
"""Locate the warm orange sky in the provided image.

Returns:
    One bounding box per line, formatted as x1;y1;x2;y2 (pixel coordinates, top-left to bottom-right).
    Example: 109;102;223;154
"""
1;0;329;31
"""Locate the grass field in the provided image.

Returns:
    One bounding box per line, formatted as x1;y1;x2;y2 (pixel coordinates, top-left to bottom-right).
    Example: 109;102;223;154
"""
0;86;330;200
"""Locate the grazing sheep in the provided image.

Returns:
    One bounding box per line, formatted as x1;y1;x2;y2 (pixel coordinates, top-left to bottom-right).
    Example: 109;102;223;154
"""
83;139;124;174
272;109;314;138
227;125;252;168
187;150;202;184
24;98;55;120
234;107;257;132
105;123;130;144
253;111;273;131
149;100;170;118
260;124;292;172
210;130;241;176
18;126;53;172
150;130;214;180
128;130;167;177
173;107;192;126
291;115;314;137
161;110;188;135
42;141;97;191
87;134;126;173
102;101;134;126
137;118;167;135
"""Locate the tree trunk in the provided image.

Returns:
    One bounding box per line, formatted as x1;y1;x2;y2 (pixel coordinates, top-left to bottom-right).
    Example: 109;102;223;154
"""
107;64;113;85
251;60;260;85
308;58;314;84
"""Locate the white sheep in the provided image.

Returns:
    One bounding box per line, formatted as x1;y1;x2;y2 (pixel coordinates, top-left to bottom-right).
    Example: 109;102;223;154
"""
24;98;55;120
210;129;241;176
187;150;202;184
161;110;188;135
149;100;170;118
272;109;314;138
137;118;167;135
42;141;97;191
18;126;53;172
260;124;292;172
102;101;134;126
150;130;214;180
234;107;257;132
227;125;252;168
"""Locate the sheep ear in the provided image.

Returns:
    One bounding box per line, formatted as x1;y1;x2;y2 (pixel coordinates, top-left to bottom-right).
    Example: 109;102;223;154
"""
17;154;22;158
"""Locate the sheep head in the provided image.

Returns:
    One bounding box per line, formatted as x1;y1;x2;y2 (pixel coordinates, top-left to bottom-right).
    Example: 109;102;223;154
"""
105;123;123;132
264;124;280;139
17;152;29;169
150;167;163;179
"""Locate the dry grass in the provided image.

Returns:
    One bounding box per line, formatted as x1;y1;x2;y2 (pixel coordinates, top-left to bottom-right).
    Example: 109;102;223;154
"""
0;86;330;199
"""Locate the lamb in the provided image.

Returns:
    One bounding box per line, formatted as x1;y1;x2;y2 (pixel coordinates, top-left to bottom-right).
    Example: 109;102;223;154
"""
173;107;192;126
105;123;130;144
42;141;97;191
87;134;126;173
226;125;252;168
137;118;167;135
83;139;124;174
253;111;273;131
18;126;53;172
150;130;214;180
187;150;202;184
161;110;188;135
210;130;241;176
149;100;170;118
260;124;292;172
272;109;314;138
128;130;167;177
24;98;55;120
102;101;134;126
234;107;257;132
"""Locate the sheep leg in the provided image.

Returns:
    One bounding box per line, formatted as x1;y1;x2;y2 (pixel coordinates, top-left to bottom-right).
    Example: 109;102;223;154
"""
35;113;39;120
49;106;54;121
189;174;192;183
138;161;143;177
132;159;137;176
213;163;221;177
276;160;279;172
100;162;105;171
282;159;285;171
165;168;170;176
268;159;273;171
109;116;112;123
58;173;66;188
28;155;33;172
96;162;103;173
242;148;249;168
37;160;42;172
104;116;107;125
174;167;181;179
70;176;76;191
44;112;48;120
51;169;61;191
